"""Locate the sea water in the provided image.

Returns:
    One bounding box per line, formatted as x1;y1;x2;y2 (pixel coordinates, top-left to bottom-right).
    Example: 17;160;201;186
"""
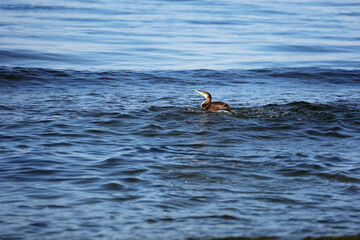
0;1;360;239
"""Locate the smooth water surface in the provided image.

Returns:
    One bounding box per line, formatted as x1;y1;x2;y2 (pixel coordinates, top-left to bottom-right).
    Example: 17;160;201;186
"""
0;0;360;70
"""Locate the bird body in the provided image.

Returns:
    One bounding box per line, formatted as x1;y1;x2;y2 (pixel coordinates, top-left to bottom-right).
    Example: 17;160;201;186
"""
195;90;231;112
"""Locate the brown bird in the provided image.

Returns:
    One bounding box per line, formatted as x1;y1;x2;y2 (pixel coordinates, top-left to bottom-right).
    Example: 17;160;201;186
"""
195;90;232;112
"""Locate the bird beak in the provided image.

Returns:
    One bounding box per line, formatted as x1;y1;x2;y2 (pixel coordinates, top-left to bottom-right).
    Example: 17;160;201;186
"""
195;90;203;96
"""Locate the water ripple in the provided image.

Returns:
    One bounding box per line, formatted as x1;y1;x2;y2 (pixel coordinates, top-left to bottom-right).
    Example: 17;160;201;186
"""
0;67;359;239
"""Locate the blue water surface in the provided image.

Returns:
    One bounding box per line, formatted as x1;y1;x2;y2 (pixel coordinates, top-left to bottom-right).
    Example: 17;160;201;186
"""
0;1;360;240
0;0;359;70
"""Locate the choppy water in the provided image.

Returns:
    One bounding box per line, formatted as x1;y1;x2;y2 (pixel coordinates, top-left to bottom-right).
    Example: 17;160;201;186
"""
1;0;360;239
1;67;360;239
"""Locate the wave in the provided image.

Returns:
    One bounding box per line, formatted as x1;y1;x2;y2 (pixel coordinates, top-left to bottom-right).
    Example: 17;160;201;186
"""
1;66;360;85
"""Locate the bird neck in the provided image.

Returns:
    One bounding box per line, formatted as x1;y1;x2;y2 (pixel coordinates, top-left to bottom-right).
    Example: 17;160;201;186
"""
201;96;211;109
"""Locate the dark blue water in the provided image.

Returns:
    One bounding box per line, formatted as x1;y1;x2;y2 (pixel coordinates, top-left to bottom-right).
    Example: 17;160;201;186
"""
1;1;360;240
1;67;359;239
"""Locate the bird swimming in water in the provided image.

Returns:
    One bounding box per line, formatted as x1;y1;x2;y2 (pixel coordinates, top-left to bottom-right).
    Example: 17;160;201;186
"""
195;90;232;112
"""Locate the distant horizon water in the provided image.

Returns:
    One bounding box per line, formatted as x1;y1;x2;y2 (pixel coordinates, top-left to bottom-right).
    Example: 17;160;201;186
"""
1;0;360;70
